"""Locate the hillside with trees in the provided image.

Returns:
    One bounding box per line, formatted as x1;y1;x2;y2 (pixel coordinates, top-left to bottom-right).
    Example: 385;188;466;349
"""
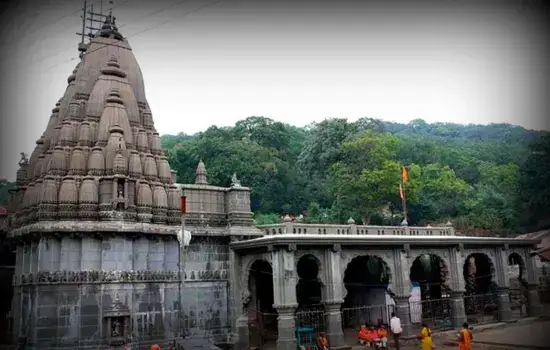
163;117;549;236
0;118;547;236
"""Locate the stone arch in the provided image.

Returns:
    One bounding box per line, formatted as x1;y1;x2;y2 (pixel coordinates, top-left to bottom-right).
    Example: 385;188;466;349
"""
463;252;499;321
410;253;452;299
246;259;277;347
463;252;496;295
296;254;325;309
295;251;326;287
508;252;528;317
508;252;527;283
409;253;452;327
341;254;393;328
241;254;272;305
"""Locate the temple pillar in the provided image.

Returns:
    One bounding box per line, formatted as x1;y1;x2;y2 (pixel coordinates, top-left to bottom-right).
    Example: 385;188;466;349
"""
322;244;348;349
526;283;542;317
497;287;513;322
271;245;298;349
228;238;248;350
449;291;466;328
394;296;412;337
275;305;297;350
324;303;347;349
235;314;249;350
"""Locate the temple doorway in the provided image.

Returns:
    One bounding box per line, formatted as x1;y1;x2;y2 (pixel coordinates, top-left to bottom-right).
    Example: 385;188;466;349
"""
409;254;452;329
342;255;392;329
463;253;498;324
295;254;325;333
508;253;528;317
247;259;277;348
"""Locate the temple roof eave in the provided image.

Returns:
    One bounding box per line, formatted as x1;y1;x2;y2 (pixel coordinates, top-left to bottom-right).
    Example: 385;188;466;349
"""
8;221;180;238
230;234;541;252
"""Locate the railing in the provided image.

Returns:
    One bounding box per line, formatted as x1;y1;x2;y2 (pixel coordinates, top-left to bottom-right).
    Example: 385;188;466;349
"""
341;304;395;329
463;293;499;326
410;298;453;330
295;309;326;334
248;310;278;348
257;223;455;236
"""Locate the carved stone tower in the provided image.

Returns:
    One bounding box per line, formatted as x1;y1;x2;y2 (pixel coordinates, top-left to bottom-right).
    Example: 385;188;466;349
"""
7;16;181;349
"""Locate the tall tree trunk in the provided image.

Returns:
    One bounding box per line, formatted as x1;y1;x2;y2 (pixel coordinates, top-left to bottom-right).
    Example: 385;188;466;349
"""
362;214;371;225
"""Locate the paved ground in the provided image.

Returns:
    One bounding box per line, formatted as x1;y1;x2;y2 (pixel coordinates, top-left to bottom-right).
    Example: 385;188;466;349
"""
348;318;550;350
261;317;550;349
470;319;550;349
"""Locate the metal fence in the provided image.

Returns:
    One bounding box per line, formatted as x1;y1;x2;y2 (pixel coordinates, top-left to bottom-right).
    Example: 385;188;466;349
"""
295;309;326;333
341;304;394;329
410;297;453;330
463;293;499;326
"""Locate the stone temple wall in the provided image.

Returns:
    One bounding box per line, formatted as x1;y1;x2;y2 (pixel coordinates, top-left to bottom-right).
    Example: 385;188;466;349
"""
12;236;181;349
182;236;231;344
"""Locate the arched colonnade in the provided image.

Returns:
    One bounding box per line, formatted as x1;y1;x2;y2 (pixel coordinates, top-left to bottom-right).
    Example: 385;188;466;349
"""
238;244;543;350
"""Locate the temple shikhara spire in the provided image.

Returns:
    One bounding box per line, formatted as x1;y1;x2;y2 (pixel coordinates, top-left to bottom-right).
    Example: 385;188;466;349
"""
7;5;184;347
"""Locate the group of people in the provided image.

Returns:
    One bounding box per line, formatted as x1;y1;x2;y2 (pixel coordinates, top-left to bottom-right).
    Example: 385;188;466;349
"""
317;312;473;350
146;315;473;350
417;322;472;350
357;323;389;348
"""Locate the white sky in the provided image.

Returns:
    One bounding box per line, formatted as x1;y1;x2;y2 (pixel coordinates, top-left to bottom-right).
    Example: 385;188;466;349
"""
0;0;548;180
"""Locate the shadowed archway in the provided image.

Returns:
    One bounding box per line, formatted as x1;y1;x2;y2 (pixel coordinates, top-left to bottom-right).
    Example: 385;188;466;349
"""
296;254;323;309
342;255;392;328
508;253;528;317
463;253;498;324
409;254;451;329
248;259;277;347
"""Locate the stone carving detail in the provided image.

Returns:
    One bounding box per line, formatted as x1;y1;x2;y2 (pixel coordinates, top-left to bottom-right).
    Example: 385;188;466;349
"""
267;245;275;252
230;173;241;187
458;243;465;257
287;243;297;252
19;152;29;166
332;244;341;253
402;244;411;258
13;269;181;286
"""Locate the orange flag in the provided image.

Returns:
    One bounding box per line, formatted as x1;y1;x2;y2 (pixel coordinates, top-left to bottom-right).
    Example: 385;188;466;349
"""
401;166;409;182
399;183;405;200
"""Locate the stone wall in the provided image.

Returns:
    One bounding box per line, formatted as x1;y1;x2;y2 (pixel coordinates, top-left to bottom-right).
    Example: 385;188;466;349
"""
12;235;181;349
182;236;231;344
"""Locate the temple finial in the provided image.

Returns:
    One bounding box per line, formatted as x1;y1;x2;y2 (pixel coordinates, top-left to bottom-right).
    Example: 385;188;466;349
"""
195;160;208;185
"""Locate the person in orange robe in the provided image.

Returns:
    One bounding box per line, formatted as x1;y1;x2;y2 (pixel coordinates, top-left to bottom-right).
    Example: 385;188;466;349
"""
317;332;329;350
150;344;161;350
358;325;373;346
457;323;472;350
377;325;389;348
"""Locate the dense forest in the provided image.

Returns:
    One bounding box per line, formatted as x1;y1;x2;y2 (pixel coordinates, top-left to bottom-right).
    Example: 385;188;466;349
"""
1;118;548;236
162;117;549;236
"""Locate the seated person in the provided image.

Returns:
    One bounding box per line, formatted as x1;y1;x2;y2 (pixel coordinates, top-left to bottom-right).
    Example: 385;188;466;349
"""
317;332;329;350
377;324;388;348
358;324;378;346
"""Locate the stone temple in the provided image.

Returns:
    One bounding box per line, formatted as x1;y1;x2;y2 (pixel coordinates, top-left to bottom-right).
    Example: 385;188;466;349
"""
4;12;548;350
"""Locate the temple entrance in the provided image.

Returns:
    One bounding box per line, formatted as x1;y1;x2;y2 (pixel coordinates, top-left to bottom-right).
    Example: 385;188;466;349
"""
342;255;392;330
409;254;452;329
295;254;325;334
247;260;277;348
508;253;528;318
463;253;498;325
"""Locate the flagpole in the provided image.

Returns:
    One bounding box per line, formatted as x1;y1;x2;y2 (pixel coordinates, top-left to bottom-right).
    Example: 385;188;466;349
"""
400;167;408;225
401;183;408;223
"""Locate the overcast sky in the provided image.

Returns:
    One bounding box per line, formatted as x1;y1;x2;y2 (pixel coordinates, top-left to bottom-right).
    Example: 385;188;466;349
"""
0;0;548;179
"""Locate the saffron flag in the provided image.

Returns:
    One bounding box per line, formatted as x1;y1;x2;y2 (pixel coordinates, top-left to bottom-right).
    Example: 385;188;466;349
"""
399;184;405;200
401;166;409;182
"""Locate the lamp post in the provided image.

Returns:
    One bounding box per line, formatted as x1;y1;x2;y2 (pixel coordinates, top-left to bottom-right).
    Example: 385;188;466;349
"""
177;195;192;339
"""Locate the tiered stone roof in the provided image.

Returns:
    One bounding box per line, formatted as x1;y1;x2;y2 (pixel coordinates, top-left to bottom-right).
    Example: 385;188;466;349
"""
9;17;180;231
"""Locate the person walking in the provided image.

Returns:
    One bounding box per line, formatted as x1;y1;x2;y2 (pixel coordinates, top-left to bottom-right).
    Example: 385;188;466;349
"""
390;312;402;350
417;323;434;350
457;323;472;350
